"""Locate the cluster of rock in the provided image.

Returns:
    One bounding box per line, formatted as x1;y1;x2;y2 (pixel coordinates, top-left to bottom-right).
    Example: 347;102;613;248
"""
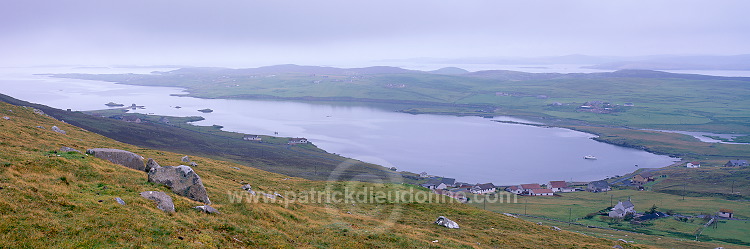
86;148;216;214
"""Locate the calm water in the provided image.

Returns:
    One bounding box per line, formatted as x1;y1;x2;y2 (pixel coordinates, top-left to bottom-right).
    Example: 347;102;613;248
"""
0;67;681;185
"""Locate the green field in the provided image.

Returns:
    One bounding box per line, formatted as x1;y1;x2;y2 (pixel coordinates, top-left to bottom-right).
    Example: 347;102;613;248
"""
470;189;750;246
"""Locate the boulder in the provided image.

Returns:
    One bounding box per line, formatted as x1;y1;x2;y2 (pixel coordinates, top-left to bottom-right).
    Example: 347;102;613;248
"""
60;147;81;153
145;158;161;172
2;116;9;120
148;165;211;204
140;191;175;213
434;216;459;229
115;197;126;205
193;205;220;214
86;148;146;172
51;126;66;134
181;156;190;162
189;161;198;167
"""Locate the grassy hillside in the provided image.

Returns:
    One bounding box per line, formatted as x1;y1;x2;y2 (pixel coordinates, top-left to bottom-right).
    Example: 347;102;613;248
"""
0;101;630;247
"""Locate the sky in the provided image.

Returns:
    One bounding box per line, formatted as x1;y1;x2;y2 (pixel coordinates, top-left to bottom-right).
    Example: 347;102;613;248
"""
1;0;749;67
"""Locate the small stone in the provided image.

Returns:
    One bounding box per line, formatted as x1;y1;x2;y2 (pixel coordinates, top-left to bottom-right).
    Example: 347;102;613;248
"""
2;116;9;120
231;167;240;170
51;126;66;134
98;200;103;202
60;147;81;153
36;126;45;129
140;191;175;213
241;184;252;190
434;216;459;229
189;161;198;167
115;197;126;205
178;236;184;240
181;156;190;162
193;205;220;214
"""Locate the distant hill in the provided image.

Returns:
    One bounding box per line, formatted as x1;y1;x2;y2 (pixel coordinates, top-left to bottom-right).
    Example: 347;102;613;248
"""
429;67;469;75
163;64;421;76
585;54;750;70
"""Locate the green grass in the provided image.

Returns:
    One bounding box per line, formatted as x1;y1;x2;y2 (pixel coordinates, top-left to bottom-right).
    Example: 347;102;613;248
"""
470;189;750;247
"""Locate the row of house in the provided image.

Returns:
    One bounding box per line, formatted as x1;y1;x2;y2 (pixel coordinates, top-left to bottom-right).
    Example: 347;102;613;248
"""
242;135;310;145
420;178;497;195
685;160;748;168
505;181;579;196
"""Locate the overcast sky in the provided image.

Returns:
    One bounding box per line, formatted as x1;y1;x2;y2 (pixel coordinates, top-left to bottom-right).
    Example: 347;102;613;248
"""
2;0;749;67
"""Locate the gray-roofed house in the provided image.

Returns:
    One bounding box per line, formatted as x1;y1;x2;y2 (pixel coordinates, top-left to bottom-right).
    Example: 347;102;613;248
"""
609;200;635;218
470;183;496;195
725;160;748;167
587;180;611;192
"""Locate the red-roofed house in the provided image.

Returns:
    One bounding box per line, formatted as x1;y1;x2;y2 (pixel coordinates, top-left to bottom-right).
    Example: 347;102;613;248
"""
505;186;522;195
549;181;571;192
520;184;541;191
686;161;701;168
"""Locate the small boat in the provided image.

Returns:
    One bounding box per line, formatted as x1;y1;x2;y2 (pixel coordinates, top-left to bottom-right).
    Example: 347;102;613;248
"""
584;155;597;160
198;108;214;113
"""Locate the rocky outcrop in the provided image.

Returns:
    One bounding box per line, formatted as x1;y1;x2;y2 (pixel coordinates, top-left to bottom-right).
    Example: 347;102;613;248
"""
145;158;161;172
193;205;220;214
51;126;66;134
148;165;210;204
434;216;459;229
140;191;175;213
86;148;146;172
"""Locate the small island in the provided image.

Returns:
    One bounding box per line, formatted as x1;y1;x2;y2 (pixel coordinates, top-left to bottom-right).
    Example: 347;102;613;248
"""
198;108;214;113
104;102;124;107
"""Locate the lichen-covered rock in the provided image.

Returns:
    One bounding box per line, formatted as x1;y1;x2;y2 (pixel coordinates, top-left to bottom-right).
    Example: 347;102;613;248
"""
434;216;459;229
181;156;190;162
51;126;66;134
145;158;161;172
86;148;146;172
115;197;126;205
148;165;210;204
193;205;220;214
189;161;198;167
140;191;174;213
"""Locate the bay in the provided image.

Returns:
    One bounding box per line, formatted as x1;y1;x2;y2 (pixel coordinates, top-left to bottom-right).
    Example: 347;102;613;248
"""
0;67;680;185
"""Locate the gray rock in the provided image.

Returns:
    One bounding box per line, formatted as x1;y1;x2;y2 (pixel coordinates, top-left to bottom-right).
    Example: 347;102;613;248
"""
193;205;220;214
189;161;198;167
148;165;211;204
36;126;45;129
59;147;81;153
2;116;9;120
115;197;126;205
241;184;252;191
434;216;459;229
145;158;161;172
51;126;66;134
86;148;146;172
231;167;240;170
181;156;190;162
140;191;175;213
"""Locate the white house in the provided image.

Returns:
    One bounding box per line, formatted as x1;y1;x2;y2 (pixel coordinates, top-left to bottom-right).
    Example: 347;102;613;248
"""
505;186;522;195
549;181;575;192
686;161;701;168
718;209;734;218
243;135;262;141
288;138;309;144
609;200;636;218
470;183;496;195
528;188;554;196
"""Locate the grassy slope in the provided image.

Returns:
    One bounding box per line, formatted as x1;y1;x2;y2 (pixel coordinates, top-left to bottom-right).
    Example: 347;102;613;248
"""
0;102;628;248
